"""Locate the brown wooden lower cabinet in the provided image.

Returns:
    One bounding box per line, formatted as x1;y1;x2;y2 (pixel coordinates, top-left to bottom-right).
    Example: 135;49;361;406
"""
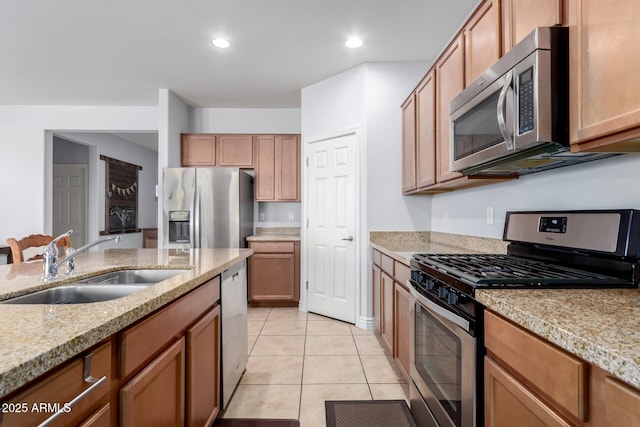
248;241;300;307
380;270;394;352
485;356;572;427
393;281;411;382
484;310;640;426
120;338;186;426
371;248;411;373
79;403;111;427
186;305;221;427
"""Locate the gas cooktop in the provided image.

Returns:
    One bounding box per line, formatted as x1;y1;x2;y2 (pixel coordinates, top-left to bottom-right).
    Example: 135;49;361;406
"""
411;210;640;295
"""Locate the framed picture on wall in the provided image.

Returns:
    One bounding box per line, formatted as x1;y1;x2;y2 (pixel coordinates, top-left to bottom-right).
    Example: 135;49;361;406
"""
100;155;142;235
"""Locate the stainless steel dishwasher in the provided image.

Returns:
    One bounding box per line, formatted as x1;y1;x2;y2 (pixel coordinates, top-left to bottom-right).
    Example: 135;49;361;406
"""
220;259;248;410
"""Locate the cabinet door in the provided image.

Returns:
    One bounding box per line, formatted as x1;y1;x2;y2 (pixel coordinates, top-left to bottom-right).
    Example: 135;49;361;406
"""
402;94;417;193
485;356;572;427
79;404;111;427
465;0;500;85
275;135;300;201
415;70;437;188
120;338;185;427
186;306;221;427
605;376;640;426
436;34;465;183
372;264;382;332
255;135;276;201
182;134;216;166
570;0;640;149
217;135;254;167
380;271;394;353
501;0;563;53
249;253;297;302
393;281;410;381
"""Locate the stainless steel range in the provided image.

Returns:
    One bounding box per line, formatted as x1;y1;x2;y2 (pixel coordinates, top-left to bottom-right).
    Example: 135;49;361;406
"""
408;210;640;427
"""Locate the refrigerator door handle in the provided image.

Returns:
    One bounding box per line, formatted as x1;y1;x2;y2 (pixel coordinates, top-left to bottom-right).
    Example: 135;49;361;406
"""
194;185;201;248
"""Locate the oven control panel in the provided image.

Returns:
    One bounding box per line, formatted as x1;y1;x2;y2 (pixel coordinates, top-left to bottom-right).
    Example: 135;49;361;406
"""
410;269;477;321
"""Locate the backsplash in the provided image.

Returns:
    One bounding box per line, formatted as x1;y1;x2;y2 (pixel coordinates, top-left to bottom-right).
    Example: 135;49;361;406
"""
255;227;300;236
370;231;507;254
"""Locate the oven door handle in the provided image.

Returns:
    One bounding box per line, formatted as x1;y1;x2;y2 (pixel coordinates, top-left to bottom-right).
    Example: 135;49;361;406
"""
410;284;471;333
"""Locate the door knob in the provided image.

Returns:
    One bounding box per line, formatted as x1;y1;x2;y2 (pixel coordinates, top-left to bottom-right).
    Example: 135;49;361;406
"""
341;236;354;242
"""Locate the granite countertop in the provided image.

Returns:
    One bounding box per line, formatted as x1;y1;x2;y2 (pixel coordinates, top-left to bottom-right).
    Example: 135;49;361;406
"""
247;227;301;242
0;248;252;397
476;288;640;389
369;231;640;390
247;234;300;242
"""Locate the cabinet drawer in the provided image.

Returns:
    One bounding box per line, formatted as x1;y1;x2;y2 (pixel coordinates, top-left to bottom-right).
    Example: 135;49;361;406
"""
1;341;111;427
484;311;588;421
120;278;219;378
249;241;295;253
381;253;394;275
372;249;381;266
394;261;411;286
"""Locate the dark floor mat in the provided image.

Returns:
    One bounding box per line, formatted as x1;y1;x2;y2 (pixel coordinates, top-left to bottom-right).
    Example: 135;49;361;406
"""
215;419;299;427
325;400;417;427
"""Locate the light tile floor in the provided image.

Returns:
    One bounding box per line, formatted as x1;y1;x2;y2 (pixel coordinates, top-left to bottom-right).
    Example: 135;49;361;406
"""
222;307;409;427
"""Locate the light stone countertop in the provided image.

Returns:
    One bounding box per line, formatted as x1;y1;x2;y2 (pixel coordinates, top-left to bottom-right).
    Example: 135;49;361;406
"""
0;248;252;397
368;230;640;390
476;288;640;390
247;234;300;242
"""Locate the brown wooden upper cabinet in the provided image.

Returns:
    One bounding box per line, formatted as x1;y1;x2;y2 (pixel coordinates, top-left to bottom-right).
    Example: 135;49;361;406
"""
217;135;254;167
182;134;254;168
182;134;216;166
435;34;465;184
255;135;301;202
568;0;640;153
402;71;436;194
465;0;500;85
501;0;563;54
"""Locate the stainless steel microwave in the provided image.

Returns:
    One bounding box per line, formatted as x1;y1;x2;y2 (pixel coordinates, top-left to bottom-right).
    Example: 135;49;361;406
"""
449;27;614;176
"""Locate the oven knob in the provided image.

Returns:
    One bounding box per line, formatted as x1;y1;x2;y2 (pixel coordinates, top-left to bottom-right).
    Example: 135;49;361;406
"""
448;291;458;305
426;278;435;291
438;286;448;299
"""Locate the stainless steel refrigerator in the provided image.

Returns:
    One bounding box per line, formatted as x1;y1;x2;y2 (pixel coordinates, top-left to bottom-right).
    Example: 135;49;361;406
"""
162;167;254;249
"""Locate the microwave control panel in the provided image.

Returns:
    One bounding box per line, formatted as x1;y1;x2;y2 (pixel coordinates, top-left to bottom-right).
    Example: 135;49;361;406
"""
518;67;535;134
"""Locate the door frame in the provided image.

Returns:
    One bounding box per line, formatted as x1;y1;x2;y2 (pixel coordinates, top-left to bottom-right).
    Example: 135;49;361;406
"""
301;127;363;326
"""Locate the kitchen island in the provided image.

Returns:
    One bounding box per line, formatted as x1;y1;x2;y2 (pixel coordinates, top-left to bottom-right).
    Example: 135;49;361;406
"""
0;248;252;398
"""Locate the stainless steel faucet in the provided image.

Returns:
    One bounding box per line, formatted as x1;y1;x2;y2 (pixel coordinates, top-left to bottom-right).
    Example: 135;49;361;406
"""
43;231;122;281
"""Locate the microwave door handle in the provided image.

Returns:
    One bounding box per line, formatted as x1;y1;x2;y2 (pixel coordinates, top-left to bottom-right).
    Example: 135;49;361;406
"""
497;71;514;151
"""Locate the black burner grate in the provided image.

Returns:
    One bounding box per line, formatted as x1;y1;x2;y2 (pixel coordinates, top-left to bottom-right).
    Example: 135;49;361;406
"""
413;254;628;286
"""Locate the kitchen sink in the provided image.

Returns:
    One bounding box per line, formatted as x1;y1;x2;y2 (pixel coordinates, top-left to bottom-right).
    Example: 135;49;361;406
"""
75;269;188;285
0;268;189;305
0;285;149;305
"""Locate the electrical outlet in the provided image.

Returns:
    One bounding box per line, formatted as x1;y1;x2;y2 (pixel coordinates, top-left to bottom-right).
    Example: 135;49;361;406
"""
486;206;495;225
288;212;294;221
443;210;448;223
259;212;265;221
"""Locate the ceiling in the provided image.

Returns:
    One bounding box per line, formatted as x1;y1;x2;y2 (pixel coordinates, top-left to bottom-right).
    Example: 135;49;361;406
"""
1;0;479;109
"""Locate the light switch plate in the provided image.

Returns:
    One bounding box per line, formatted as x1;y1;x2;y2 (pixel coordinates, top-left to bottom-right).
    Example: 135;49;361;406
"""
486;206;495;225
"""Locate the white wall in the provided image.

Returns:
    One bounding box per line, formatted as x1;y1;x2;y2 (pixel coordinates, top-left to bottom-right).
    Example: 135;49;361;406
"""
431;154;640;238
0;105;157;247
190;108;301;134
158;89;191;246
301;62;430;327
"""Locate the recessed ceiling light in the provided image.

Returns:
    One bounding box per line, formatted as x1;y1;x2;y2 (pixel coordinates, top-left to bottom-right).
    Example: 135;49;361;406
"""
211;38;230;49
345;38;363;49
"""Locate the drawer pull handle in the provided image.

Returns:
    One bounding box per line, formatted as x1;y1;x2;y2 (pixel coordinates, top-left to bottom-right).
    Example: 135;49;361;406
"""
83;353;99;383
37;376;107;427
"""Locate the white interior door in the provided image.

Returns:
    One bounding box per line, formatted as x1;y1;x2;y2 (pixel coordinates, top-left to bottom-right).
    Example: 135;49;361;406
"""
53;164;87;247
306;133;357;323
